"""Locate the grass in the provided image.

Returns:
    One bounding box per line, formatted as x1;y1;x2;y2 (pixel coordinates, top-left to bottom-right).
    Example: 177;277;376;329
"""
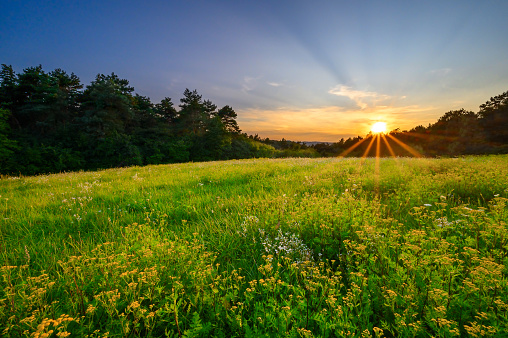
1;155;507;337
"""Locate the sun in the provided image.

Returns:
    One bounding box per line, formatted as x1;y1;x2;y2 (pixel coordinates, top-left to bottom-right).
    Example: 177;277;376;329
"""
371;122;387;134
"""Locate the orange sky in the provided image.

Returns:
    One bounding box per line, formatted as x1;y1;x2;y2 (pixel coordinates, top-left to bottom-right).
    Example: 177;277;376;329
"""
236;85;488;142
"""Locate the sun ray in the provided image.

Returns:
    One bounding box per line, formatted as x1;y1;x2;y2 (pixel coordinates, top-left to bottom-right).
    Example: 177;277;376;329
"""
361;135;377;163
375;134;381;192
338;137;369;157
375;134;381;159
381;134;398;161
386;134;423;157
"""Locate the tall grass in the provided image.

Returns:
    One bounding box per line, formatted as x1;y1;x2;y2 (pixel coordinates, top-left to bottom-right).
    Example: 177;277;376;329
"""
1;156;507;337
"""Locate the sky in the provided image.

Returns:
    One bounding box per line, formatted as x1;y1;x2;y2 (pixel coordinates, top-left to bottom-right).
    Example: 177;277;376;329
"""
1;0;508;142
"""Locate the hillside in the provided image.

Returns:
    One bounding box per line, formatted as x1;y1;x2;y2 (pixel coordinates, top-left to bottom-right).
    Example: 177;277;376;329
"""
1;156;508;336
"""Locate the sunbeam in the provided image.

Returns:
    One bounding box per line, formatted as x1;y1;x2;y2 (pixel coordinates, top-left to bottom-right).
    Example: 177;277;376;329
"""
381;134;398;160
375;134;381;192
361;135;377;163
338;137;369;157
386;134;423;157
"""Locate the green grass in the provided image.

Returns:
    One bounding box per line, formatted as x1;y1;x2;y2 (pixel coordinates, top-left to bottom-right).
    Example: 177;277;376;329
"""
1;156;508;337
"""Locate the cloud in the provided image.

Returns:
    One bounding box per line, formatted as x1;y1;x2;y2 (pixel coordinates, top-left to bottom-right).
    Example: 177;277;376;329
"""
328;85;391;109
241;76;260;92
267;81;283;87
237;103;437;142
242;76;285;93
430;68;452;76
234;84;437;141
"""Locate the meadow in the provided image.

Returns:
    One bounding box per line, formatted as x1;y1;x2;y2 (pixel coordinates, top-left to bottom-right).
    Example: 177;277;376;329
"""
1;155;507;337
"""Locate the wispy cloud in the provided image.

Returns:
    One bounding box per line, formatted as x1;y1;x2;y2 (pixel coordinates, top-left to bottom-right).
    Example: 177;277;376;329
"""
237;102;436;142
430;68;452;76
267;82;283;87
235;83;437;141
328;85;391;109
241;76;260;93
242;76;284;93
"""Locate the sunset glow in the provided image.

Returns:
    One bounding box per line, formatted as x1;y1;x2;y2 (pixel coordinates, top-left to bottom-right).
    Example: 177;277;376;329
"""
1;1;507;142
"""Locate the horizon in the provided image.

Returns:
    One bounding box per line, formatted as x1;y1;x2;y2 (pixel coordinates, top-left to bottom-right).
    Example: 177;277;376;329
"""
2;0;507;142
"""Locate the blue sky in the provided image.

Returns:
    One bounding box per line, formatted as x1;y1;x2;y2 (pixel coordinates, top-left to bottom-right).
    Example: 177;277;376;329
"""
1;0;508;141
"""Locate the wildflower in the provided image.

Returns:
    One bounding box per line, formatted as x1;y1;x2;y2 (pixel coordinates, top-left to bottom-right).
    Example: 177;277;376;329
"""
128;301;141;310
373;327;383;336
434;217;462;228
362;329;372;338
86;305;97;314
24;245;30;263
385;289;397;298
424;204;432;207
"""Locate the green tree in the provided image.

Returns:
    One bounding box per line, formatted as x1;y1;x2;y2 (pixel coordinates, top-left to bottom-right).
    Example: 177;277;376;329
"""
0;65;19;130
3;66;82;134
0;108;18;171
478;90;508;146
78;73;134;138
0;65;82;133
47;68;83;128
131;94;177;164
77;73;139;168
427;109;482;155
0;65;86;174
0;64;16;109
13;65;54;133
154;97;178;124
177;89;216;135
217;105;241;133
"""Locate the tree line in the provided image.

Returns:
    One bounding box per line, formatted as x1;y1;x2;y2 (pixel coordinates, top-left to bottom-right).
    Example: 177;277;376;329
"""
0;64;298;175
1;64;507;175
311;91;508;158
247;91;508;159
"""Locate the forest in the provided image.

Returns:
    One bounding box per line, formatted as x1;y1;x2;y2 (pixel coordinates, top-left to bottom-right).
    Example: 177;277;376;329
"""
1;64;507;175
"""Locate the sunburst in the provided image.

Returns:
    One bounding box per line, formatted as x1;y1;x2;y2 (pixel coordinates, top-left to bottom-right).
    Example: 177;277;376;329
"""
337;126;425;193
371;122;387;134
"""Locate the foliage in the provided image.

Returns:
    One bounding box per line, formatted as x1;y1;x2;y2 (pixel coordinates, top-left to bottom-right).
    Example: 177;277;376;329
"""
0;63;507;175
0;65;253;175
478;91;508;146
0;108;17;171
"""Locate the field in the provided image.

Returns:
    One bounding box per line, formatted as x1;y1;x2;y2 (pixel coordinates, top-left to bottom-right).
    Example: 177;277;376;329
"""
1;155;508;337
